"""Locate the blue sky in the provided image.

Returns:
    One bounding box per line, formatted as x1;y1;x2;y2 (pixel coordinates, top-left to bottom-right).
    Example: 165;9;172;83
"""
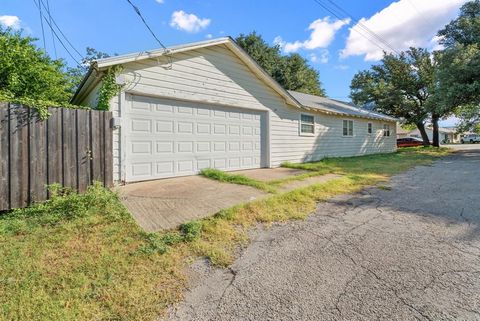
1;0;467;124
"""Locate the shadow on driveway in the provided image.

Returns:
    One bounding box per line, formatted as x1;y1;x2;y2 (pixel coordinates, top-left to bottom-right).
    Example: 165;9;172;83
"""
166;147;480;321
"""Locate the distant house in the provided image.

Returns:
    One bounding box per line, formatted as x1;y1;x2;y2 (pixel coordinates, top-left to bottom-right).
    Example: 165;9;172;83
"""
71;37;397;184
409;127;460;144
396;124;410;139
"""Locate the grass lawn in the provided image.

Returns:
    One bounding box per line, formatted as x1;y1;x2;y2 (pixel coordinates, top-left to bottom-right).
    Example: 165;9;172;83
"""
0;147;450;321
200;168;276;193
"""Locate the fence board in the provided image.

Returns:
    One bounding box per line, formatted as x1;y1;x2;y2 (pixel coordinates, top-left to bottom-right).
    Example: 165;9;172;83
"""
104;112;113;187
90;111;102;183
0;103;9;209
99;111;106;185
47;108;63;187
62;109;77;190
29;111;48;203
77;110;90;192
0;103;113;211
9;104;29;208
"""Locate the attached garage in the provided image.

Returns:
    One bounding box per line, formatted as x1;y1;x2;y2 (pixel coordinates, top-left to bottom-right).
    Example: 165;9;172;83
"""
124;95;266;182
71;37;397;184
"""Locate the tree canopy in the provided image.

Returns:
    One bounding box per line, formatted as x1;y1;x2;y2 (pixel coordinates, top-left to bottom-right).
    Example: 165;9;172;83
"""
350;48;436;145
66;47;111;94
0;27;74;104
236;32;325;96
435;0;480;130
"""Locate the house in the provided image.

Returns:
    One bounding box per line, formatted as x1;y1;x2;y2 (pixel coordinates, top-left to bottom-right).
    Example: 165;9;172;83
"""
396;124;410;139
409;127;460;144
72;37;397;184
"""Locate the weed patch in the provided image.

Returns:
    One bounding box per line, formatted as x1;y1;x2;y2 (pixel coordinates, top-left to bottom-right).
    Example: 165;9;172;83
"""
200;168;276;193
0;147;450;320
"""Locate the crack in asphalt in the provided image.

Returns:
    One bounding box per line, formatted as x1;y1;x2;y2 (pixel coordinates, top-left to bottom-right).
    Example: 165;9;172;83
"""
166;148;480;321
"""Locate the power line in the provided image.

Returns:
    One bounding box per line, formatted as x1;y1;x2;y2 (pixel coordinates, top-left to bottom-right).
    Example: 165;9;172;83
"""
31;0;81;65
36;0;46;50
45;0;57;58
324;0;401;55
125;0;168;50
312;0;401;56
311;0;390;54
38;0;83;59
405;0;435;29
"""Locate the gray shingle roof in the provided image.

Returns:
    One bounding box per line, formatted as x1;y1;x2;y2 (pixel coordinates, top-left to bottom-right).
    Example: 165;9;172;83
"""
288;90;397;122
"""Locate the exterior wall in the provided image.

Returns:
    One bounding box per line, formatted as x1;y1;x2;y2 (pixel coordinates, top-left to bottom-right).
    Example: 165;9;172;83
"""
120;44;278;113
110;95;122;182
93;44;397;182
409;129;459;144
268;105;397;166
410;128;433;141
79;81;102;108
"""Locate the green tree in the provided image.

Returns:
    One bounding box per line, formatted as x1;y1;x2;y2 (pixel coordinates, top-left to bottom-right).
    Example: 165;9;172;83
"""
350;48;436;145
66;47;111;94
435;0;480;131
0;27;73;104
236;32;325;96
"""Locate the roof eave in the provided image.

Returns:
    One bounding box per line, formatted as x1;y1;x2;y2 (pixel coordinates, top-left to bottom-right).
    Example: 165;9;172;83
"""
72;36;301;109
95;37;231;70
224;38;301;108
300;105;397;122
70;66;98;105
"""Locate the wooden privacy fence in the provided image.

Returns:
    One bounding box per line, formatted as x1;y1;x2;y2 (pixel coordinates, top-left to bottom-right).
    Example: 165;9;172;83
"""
0;102;113;211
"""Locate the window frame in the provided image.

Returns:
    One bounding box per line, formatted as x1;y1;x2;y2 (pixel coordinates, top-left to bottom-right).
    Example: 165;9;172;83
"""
367;122;373;135
299;113;315;136
342;119;354;137
383;124;391;137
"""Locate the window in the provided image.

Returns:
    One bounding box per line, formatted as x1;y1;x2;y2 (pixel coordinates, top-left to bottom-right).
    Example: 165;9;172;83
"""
343;120;354;136
300;114;315;135
367;123;372;134
383;124;390;137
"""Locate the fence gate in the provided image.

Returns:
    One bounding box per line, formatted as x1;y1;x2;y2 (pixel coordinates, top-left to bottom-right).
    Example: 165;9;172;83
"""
0;102;113;211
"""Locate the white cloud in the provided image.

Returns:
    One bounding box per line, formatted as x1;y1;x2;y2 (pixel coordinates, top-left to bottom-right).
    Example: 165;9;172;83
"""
155;0;164;4
309;50;329;64
341;0;467;61
275;17;350;54
0;15;20;29
205;33;213;39
170;10;210;33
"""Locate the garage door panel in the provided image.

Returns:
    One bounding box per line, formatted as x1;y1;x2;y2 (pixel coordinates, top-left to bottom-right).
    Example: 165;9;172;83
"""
157;141;174;153
197;159;211;170
156;161;174;175
197;123;211;134
131;141;152;155
126;95;263;182
131;119;151;133
155;120;174;133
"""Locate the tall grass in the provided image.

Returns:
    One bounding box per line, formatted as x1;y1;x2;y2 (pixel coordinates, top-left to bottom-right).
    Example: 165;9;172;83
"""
0;147;450;320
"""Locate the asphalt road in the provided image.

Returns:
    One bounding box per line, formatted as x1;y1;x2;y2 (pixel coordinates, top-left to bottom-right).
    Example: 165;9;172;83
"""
167;147;480;321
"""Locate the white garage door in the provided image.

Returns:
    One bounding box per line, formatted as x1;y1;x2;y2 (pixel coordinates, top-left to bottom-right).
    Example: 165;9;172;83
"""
125;95;265;182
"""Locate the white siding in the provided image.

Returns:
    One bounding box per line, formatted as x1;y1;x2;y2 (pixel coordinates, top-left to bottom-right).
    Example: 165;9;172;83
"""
110;95;122;182
121;45;283;112
409;128;458;144
92;44;396;182
80;81;102;108
269;106;397;166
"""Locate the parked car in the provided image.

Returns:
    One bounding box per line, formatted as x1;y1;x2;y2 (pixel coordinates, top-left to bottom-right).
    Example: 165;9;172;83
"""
461;134;480;144
397;137;427;147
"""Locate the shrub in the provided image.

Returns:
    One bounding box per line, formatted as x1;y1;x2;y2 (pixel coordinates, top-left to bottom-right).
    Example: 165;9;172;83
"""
180;221;203;241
